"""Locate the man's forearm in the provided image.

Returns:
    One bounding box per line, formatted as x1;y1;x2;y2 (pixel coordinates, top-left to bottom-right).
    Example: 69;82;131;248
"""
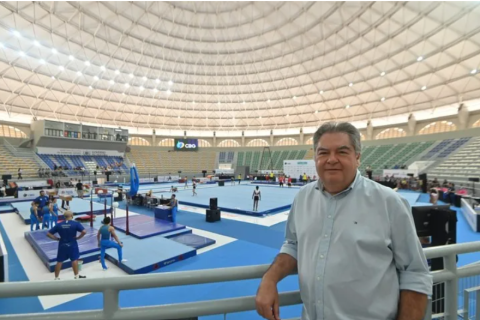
396;290;428;320
263;253;297;284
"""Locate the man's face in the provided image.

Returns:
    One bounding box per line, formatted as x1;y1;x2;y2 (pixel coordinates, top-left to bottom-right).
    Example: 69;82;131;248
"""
40;192;44;197
314;132;360;193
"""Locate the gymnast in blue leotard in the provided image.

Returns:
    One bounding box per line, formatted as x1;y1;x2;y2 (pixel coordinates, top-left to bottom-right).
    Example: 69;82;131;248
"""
42;201;51;229
50;198;59;228
30;202;39;231
97;216;126;270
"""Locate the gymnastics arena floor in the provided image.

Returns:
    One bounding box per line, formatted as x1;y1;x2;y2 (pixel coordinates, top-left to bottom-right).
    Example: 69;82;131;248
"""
1;186;480;320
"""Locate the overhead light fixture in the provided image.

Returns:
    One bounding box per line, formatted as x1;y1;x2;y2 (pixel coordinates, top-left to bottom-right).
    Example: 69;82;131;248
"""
319;90;324;94
124;83;129;88
51;48;58;54
12;30;21;37
421;86;427;91
315;110;318;114
76;71;82;76
122;92;125;96
115;70;120;75
471;69;477;74
381;97;385;102
100;66;106;71
346;105;350;109
68;55;74;61
286;114;289;117
192;101;195;104
139;86;144;91
293;96;297;99
142;76;147;81
447;121;453;125
18;51;25;57
39;59;45;64
243;101;245;104
84;61;90;66
380;71;386;76
33;40;40;47
109;80;114;85
88;86;92;90
178;116;181;119
0;42;3;48
349;83;353;87
259;116;262;119
417;56;423;62
153;88;158;93
267;99;271;103
51;76;55;80
166;89;172;94
58;66;64;71
129;73;134;78
156;79;160;83
93;76;99;81
168;80;173;86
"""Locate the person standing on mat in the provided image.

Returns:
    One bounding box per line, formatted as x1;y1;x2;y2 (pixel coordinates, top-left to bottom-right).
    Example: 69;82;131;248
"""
184;176;188;189
168;194;178;223
50;198;59;228
42;201;51;229
252;186;261;211
192;181;197;196
97;216;126;270
30;202;40;231
46;210;87;280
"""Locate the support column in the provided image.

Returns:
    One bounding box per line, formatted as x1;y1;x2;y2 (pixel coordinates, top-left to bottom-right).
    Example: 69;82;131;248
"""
458;104;469;130
270;130;274;146
213;132;216;147
407;114;416;136
299;128;304;145
366;121;374;140
152;129;156;146
241;131;245;147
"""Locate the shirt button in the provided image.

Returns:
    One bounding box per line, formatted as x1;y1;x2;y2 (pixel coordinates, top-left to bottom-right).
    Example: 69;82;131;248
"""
324;234;328;238
320;254;324;259
328;215;332;219
317;276;321;280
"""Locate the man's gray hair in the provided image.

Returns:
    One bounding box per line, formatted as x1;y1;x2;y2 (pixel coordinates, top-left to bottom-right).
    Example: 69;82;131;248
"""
313;122;362;154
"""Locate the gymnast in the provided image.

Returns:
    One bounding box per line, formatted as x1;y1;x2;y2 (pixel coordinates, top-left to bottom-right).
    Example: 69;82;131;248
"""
97;216;126;270
41;201;51;230
30;201;39;231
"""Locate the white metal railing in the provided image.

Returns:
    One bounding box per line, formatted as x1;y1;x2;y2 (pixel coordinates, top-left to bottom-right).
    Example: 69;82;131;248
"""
2;139;32;157
1;242;480;319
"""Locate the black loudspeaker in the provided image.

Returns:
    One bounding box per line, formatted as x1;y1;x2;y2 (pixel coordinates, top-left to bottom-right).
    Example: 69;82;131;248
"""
419;173;427;193
218;181;224;187
93;180;98;185
210;198;218;210
469;177;480;182
202;170;207;177
206;209;221;222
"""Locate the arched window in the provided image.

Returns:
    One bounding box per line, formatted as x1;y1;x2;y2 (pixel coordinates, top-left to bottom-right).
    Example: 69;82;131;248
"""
276;138;298;146
375;128;406;140
128;137;150;146
419;121;456;135
0;125;27;138
218;139;241;148
360;133;366;141
198;139;211;147
473;120;480;128
304;137;314;145
158;138;174;147
247;139;269;147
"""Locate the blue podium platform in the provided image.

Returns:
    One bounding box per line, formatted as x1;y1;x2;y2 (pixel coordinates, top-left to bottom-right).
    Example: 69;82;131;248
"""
104;236;196;274
0;204;14;214
113;215;186;239
15;198;111;224
24;227;101;272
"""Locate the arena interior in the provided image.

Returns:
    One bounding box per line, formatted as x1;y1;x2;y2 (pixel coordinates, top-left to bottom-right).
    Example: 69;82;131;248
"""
0;1;480;320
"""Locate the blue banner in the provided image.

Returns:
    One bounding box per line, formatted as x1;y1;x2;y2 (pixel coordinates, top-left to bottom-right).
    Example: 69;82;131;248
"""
128;165;139;197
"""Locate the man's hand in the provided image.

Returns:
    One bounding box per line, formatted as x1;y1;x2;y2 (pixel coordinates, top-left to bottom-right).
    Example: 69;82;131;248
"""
255;279;280;320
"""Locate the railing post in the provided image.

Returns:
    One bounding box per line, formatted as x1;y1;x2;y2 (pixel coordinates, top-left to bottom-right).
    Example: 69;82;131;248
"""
444;254;458;320
103;288;119;319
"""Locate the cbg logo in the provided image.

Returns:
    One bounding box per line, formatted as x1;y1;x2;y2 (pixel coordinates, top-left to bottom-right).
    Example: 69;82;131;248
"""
177;141;196;149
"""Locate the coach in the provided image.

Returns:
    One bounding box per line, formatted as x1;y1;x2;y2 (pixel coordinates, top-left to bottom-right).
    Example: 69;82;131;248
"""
256;122;432;320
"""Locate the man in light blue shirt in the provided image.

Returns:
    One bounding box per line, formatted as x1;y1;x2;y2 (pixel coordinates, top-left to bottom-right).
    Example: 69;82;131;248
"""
256;122;432;320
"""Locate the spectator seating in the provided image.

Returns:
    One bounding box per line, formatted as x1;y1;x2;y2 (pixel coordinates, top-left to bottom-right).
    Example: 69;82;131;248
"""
37;154;127;176
428;137;480;185
0;145;40;179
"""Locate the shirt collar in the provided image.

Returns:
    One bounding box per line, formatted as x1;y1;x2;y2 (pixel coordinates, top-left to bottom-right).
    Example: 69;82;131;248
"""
316;170;361;196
